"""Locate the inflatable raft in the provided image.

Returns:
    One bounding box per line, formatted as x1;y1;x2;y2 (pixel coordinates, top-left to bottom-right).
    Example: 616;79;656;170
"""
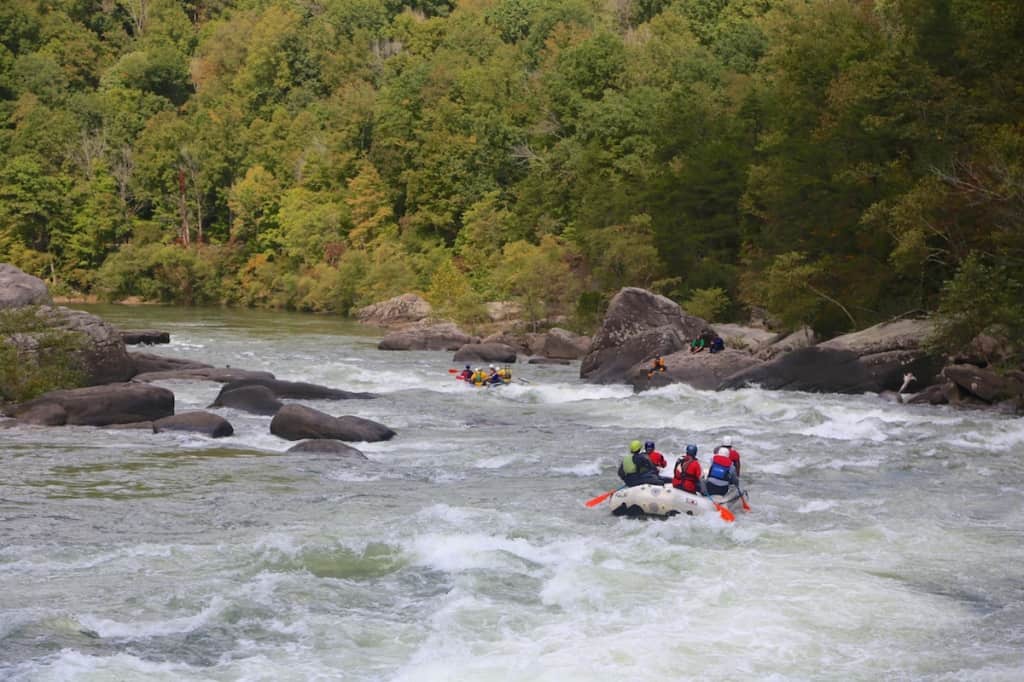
608;483;745;519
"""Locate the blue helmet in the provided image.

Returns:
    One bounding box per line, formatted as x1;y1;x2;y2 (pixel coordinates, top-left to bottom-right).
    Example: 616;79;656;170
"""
644;440;655;452
685;444;698;456
465;365;471;369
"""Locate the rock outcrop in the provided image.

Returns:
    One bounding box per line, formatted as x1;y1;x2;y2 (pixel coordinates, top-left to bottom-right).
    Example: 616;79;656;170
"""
580;288;709;384
0;263;51;309
357;294;431;327
378;321;478;351
634;349;761;392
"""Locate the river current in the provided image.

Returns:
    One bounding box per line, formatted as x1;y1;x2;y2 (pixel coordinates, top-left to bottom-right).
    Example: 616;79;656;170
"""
2;305;1023;681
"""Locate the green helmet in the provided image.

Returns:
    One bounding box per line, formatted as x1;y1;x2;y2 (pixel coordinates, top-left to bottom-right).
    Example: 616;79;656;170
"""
629;440;642;453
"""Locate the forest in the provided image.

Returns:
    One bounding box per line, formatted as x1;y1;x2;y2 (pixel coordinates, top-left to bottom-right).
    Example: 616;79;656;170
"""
1;0;1022;356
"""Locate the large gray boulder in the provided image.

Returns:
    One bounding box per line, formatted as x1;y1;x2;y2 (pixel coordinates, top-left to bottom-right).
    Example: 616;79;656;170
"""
378;321;478;351
357;294;431;327
0;263;51;309
581;288;708;384
711;324;780;354
720;318;943;394
6;306;135;385
213;377;376;401
633;349;762;392
942;365;1024;404
758;327;817;361
4;383;174;426
453;343;517;364
529;328;592;360
270;404;395;442
209;384;283;415
154;411;234;438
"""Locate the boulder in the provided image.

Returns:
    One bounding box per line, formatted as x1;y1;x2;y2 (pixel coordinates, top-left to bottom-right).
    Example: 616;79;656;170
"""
213;377;376;401
120;330;170;345
906;384;949;405
719;347;873;393
582;326;688;384
0;263;51;309
633;348;762;392
481;331;531;354
819;318;934;356
758;327;817;361
270;404;395;442
130;352;212;375
942;365;1024;404
4;383;174;426
581;287;707;384
132;367;276;383
356;294;431;327
484;301;523;322
710;324;780;354
527;357;571;365
532;328;592;360
154;411;234;438
378;322;478;351
287;439;367;457
5;306;135;385
208;384;283;415
452;343;517;364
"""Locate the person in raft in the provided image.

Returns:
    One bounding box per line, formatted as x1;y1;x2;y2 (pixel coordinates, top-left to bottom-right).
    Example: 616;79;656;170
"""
705;445;739;496
618;440;665;487
456;365;473;381
672;444;705;495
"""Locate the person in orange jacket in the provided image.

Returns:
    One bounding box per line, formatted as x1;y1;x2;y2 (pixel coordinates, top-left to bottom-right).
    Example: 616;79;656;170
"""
672;444;705;495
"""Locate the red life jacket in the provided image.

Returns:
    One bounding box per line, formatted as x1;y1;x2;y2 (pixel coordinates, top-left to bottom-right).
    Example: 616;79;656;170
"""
707;453;735;488
648;450;667;468
672;456;702;493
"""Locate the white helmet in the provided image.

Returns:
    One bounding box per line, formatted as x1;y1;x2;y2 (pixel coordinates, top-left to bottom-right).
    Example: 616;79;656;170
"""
716;446;731;456
489;364;496;369
722;436;733;447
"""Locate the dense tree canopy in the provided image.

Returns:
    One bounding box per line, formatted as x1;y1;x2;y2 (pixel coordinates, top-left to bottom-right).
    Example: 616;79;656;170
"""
2;0;1022;355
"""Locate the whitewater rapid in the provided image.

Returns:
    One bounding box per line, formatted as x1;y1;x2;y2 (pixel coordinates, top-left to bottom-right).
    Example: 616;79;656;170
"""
1;305;1022;681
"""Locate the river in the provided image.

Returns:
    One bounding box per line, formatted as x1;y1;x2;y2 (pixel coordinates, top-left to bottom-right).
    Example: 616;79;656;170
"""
2;305;1023;681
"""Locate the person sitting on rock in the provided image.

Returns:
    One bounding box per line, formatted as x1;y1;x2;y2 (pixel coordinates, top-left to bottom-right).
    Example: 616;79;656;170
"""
647;356;667;378
709;335;725;354
690;329;716;354
618;440;665;487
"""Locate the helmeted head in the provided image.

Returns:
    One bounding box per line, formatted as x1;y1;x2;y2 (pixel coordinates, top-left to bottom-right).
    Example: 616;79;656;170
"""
644;440;655;452
722;436;733;447
489;364;496;369
465;365;471;370
716;446;731;456
629;440;642;454
685;444;697;456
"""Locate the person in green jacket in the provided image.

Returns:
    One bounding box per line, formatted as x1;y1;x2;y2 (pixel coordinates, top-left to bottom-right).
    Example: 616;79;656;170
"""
617;440;664;487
